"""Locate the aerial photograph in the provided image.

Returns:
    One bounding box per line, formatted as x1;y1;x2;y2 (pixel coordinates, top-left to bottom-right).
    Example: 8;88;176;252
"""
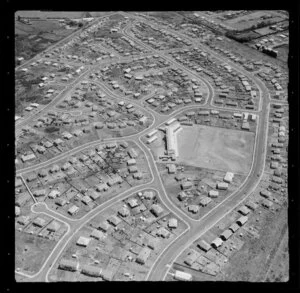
15;10;289;282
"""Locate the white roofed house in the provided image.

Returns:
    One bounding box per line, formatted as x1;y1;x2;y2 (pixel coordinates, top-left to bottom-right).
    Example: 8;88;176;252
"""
33;217;46;227
48;189;60;199
167;164;176;174
223;172;234;183
90;229;105;240
127;158;136;166
118;207;130;217
127;198;139;208
97;221;110;233
150;204;164;217
174;270;192;281
76;236;91;247
237;216;248;226
211;237;223;248
47;221;61;232
143;190;156;200
95;183;109;192
199;196;212;207
178;191;188;201
220;229;233;241
33;189;46;197
208;190;219;198
217;182;228;190
197;240;211;252
139;116;148;125
59;259;78;272
238;205;251;215
168;218;178;229
21;153;36;163
107;215;122;227
68;205;79;215
136;247;152;265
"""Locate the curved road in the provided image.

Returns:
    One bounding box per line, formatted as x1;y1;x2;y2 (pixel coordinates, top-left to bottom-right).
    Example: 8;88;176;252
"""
15;12;278;282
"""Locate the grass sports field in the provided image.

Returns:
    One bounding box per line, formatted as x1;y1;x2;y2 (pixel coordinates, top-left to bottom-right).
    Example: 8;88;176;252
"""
177;125;255;174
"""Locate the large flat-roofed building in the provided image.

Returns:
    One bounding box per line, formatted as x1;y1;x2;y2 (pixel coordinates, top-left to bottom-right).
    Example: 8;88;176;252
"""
166;122;182;157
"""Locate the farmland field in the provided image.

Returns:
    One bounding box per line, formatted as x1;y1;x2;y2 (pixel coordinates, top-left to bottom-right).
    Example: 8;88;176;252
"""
224;11;286;31
177;125;255;174
15;19;79;62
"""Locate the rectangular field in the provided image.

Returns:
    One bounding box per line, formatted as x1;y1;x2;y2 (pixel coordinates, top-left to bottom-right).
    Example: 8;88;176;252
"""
177;125;255;174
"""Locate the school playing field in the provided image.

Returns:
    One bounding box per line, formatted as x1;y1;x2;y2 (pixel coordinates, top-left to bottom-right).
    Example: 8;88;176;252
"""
177;125;255;174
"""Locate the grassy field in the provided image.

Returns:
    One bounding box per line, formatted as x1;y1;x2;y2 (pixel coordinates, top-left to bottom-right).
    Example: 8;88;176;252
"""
222;205;288;281
15;19;78;62
273;43;289;63
176;125;255;174
15;231;57;274
15;11;102;19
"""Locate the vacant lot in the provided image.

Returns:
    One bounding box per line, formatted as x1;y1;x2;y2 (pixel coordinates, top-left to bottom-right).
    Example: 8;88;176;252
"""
15;231;56;275
177;125;255;174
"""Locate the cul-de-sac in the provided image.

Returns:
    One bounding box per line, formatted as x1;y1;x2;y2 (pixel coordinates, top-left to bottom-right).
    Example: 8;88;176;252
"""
15;10;289;282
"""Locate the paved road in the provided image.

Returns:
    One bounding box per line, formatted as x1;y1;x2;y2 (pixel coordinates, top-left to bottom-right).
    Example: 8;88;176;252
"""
15;12;277;282
120;13;273;280
15;14;116;71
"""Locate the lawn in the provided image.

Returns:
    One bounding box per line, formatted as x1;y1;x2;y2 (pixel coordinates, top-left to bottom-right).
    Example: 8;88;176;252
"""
176;125;255;174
